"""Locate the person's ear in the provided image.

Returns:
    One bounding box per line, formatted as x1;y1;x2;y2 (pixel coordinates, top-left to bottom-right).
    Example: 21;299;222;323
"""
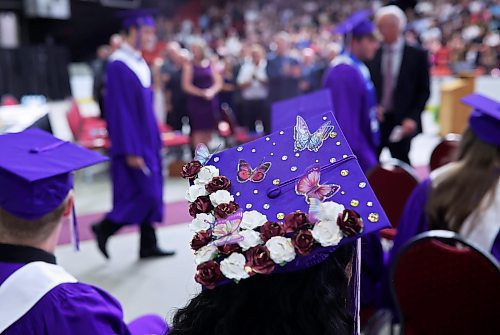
63;192;74;217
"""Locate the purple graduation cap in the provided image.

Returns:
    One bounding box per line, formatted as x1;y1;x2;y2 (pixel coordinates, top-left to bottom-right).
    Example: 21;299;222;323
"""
119;8;156;29
271;89;334;132
0;129;107;248
334;9;375;37
182;110;390;290
461;93;500;146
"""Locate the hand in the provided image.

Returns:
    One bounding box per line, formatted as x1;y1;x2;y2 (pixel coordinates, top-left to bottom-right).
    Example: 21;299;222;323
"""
126;155;146;170
203;89;215;100
376;105;385;122
401;118;417;137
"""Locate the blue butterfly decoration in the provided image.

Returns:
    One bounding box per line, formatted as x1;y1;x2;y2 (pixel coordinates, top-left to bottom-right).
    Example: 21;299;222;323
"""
293;115;334;152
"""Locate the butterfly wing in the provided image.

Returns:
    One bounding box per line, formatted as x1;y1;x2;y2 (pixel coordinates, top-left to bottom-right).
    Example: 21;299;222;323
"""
237;160;253;183
250;162;272;183
308;183;341;202
212;210;243;246
295;165;321;196
194;143;211;165
294;115;311;152
307;122;333;152
308;197;322;222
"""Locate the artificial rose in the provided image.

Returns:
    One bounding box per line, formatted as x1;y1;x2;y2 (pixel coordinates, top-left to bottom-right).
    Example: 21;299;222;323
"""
191;231;213;251
189;196;213;217
195;260;222;289
292;229;315;256
181;160;202;179
194;244;218;265
185;184;208;202
245;245;275;275
209;190;234;207
316;201;345;222
312;220;343;247
260;221;286;242
265;236;296;264
206;176;231;193
214;201;239;219
189;213;215;232
284;211;310;233
220;253;250;281
195;166;220;185
240;210;268;230
218;243;242;256
337;209;364;237
238;229;263;251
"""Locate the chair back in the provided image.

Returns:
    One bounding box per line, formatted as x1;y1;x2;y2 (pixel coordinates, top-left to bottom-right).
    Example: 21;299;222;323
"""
67;100;83;138
392;230;500;335
429;134;461;171
367;159;419;228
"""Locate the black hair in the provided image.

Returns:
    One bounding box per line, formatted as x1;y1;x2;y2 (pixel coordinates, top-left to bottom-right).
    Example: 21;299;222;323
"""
169;243;354;335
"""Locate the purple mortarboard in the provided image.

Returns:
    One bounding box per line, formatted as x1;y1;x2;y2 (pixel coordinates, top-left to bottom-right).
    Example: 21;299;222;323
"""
461;94;500;146
334;9;375;37
271;89;334;132
0;129;107;248
119;8;156;29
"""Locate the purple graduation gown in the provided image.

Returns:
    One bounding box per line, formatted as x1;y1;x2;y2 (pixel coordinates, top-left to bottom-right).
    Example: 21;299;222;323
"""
323;53;379;172
0;244;168;335
104;56;163;225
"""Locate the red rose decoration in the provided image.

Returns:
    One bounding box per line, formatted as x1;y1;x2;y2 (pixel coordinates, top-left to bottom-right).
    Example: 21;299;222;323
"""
284;211;310;233
337;209;364;237
214;201;240;219
189;196;213;217
206;176;231;193
191;231;212;251
260;221;286;242
195;261;223;289
218;243;242;256
292;229;315;256
181;160;202;179
245;245;275;275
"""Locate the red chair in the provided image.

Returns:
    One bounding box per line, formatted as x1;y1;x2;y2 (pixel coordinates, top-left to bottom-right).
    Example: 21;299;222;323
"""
158;123;190;148
218;103;261;145
367;159;419;240
67;100;109;150
429;133;461;171
391;230;500;335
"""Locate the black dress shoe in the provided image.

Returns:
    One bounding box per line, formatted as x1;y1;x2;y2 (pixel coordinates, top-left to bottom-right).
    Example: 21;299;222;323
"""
139;248;176;259
91;219;122;259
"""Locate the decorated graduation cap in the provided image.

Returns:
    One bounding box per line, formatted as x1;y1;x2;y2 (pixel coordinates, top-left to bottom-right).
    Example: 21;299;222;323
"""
119;8;156;29
461;93;500;146
181;110;390;292
0;129;107;248
271;89;333;133
334;9;375;37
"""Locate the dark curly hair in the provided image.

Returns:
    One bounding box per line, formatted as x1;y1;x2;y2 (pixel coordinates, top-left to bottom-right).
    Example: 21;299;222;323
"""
169;243;355;335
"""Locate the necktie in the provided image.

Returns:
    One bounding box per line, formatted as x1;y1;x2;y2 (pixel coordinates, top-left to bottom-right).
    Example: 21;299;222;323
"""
382;46;393;111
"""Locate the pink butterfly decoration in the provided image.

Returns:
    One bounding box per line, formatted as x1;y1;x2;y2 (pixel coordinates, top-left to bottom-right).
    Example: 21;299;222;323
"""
237;159;272;183
212;210;244;246
295;165;340;202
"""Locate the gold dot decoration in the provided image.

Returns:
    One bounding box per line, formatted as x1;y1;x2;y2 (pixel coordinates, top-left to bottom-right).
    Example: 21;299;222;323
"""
341;169;349;177
368;213;379;223
329;132;337;139
277;212;285;220
273;179;280;185
350;199;359;207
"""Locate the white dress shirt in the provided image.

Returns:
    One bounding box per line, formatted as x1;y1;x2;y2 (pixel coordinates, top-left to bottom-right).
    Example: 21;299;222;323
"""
382;37;405;84
237;59;268;100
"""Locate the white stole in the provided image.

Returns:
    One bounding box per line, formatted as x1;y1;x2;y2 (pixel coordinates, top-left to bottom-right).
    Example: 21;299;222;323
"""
0;261;77;333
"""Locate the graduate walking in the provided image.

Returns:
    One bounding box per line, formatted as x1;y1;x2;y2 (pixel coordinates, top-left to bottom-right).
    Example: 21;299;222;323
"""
92;10;174;259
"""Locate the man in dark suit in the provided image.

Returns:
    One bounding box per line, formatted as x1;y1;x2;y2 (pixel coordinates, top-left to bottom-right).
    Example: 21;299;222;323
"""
368;5;430;165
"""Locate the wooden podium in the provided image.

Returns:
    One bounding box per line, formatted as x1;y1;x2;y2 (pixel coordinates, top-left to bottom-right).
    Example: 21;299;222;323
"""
439;73;476;137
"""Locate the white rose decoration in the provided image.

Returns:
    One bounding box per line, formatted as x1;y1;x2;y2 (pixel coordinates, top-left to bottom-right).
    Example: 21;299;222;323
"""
220;252;250;280
312;220;343;247
189;213;215;232
185;184;208;202
317;201;345;222
195;166;220;185
194;244;218;265
265;236;296;264
209;190;234;206
238;229;263;251
240;210;268;230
